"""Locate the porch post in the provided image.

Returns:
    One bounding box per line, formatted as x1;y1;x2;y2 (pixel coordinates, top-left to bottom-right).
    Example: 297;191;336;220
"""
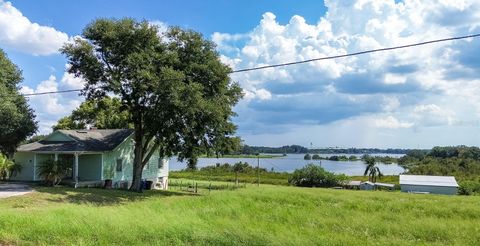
33;153;37;181
54;153;58;161
74;152;79;188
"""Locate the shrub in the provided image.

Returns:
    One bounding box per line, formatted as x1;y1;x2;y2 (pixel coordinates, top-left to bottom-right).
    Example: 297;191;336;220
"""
37;159;71;186
458;180;480;195
288;164;348;187
0;154;22;180
312;154;321;160
304;154;312;160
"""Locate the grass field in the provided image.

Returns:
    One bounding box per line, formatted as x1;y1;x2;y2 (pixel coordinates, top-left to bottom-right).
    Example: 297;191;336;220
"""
1;185;480;245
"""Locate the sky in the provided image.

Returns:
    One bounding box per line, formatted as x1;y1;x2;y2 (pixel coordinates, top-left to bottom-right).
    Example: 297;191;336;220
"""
1;0;480;148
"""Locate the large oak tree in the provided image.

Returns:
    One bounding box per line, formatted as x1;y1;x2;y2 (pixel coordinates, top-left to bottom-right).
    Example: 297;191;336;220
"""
62;19;242;191
0;49;38;157
52;97;131;130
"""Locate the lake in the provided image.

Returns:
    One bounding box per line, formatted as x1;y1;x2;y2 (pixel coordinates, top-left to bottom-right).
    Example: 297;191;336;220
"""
169;153;405;176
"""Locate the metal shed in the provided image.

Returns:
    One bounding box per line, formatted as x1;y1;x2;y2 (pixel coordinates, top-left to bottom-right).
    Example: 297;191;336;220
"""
399;175;458;195
359;181;375;190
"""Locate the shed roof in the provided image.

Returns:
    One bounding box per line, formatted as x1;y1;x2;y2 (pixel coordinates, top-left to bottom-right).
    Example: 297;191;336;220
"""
375;182;395;188
17;129;134;152
399;175;458;187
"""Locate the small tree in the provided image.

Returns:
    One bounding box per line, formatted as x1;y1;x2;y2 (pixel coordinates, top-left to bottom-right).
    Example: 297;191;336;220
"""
304;154;312;160
363;156;383;183
37;159;70;186
0;154;22;180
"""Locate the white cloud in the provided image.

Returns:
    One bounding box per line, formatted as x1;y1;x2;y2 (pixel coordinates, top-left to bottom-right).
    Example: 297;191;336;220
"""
374;116;414;129
21;74;83;134
60;64;85;89
214;0;480;143
0;0;69;55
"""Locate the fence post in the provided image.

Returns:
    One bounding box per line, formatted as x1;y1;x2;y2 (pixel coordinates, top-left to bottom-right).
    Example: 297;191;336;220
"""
195;182;198;194
209;182;211;194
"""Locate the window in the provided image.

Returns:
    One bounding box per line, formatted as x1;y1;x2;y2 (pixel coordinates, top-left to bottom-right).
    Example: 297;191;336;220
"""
158;158;164;169
116;158;123;172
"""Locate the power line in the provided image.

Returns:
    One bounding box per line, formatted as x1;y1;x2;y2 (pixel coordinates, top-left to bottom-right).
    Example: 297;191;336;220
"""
18;33;480;97
231;33;480;73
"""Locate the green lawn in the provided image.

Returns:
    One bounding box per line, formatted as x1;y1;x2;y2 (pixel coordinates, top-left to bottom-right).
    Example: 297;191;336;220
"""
1;186;480;245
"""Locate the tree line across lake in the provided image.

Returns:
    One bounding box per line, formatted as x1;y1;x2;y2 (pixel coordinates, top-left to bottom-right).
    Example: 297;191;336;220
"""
241;145;411;155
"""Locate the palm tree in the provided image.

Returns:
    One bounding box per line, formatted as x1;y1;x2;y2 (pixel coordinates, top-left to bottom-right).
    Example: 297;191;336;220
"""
0;154;22;180
37;159;70;186
363;156;383;183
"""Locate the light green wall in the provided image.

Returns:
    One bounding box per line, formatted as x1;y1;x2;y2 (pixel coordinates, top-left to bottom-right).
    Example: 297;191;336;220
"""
102;136;167;182
44;131;73;141
78;154;102;181
12;152;35;181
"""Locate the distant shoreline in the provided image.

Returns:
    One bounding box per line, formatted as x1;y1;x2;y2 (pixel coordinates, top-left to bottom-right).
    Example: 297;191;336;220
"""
200;154;283;159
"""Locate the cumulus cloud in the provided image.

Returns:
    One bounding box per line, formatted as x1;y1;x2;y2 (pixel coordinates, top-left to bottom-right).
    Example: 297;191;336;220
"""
0;0;69;55
374;116;414;129
214;0;480;138
21;73;83;134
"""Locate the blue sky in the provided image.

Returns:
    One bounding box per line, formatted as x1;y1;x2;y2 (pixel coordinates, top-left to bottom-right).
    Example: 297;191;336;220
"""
1;0;480;148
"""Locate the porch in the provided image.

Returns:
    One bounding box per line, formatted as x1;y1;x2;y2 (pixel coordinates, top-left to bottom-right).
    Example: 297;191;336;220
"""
34;152;103;187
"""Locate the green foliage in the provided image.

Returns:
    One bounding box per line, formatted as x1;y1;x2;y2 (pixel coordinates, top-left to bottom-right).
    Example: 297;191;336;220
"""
0;49;38;156
304;154;311;160
458;180;480;195
37;159;71;186
288;164;348;187
0;154;22;180
62;18;242;191
171;162;289;185
52;97;131;130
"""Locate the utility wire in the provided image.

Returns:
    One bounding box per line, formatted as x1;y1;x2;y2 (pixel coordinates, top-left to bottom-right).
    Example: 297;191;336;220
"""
17;33;480;97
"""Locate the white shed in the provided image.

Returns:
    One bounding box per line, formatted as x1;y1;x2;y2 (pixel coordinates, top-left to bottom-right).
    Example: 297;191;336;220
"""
399;175;458;195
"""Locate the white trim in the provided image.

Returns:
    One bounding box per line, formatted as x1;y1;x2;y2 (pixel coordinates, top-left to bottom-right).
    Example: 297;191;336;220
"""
33;153;37;181
101;153;104;180
74;152;79;188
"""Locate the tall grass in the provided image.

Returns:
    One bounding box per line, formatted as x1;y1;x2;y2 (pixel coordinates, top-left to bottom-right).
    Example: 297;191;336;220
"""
1;186;479;245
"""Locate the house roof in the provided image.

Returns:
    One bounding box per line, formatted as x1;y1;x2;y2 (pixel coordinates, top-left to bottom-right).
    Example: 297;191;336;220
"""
399;175;458;187
17;129;134;152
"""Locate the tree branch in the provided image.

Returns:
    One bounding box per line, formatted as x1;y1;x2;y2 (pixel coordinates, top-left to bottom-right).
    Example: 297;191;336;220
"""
142;140;160;167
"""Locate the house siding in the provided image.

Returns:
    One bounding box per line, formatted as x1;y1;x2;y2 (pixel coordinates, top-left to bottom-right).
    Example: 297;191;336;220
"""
11;152;35;181
44;132;73;141
102;135;167;183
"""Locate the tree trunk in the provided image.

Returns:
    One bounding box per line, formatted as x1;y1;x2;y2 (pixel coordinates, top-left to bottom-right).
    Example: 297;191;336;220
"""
129;129;144;192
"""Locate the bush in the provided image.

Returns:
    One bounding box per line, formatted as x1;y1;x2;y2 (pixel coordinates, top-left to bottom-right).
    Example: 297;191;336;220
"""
288;164;348;187
459;180;480;195
312;154;321;160
304;154;312;160
0;154;22;180
37;159;71;186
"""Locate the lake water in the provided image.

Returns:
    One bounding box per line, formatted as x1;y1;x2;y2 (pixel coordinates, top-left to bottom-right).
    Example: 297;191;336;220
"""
169;153;405;176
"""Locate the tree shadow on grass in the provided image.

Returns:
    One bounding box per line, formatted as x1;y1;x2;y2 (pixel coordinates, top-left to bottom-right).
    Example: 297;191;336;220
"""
35;186;196;206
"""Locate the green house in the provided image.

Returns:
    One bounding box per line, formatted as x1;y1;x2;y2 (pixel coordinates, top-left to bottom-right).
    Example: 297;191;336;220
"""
12;129;169;189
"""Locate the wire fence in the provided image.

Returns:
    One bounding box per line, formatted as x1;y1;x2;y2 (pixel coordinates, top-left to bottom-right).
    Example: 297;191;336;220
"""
168;179;247;194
